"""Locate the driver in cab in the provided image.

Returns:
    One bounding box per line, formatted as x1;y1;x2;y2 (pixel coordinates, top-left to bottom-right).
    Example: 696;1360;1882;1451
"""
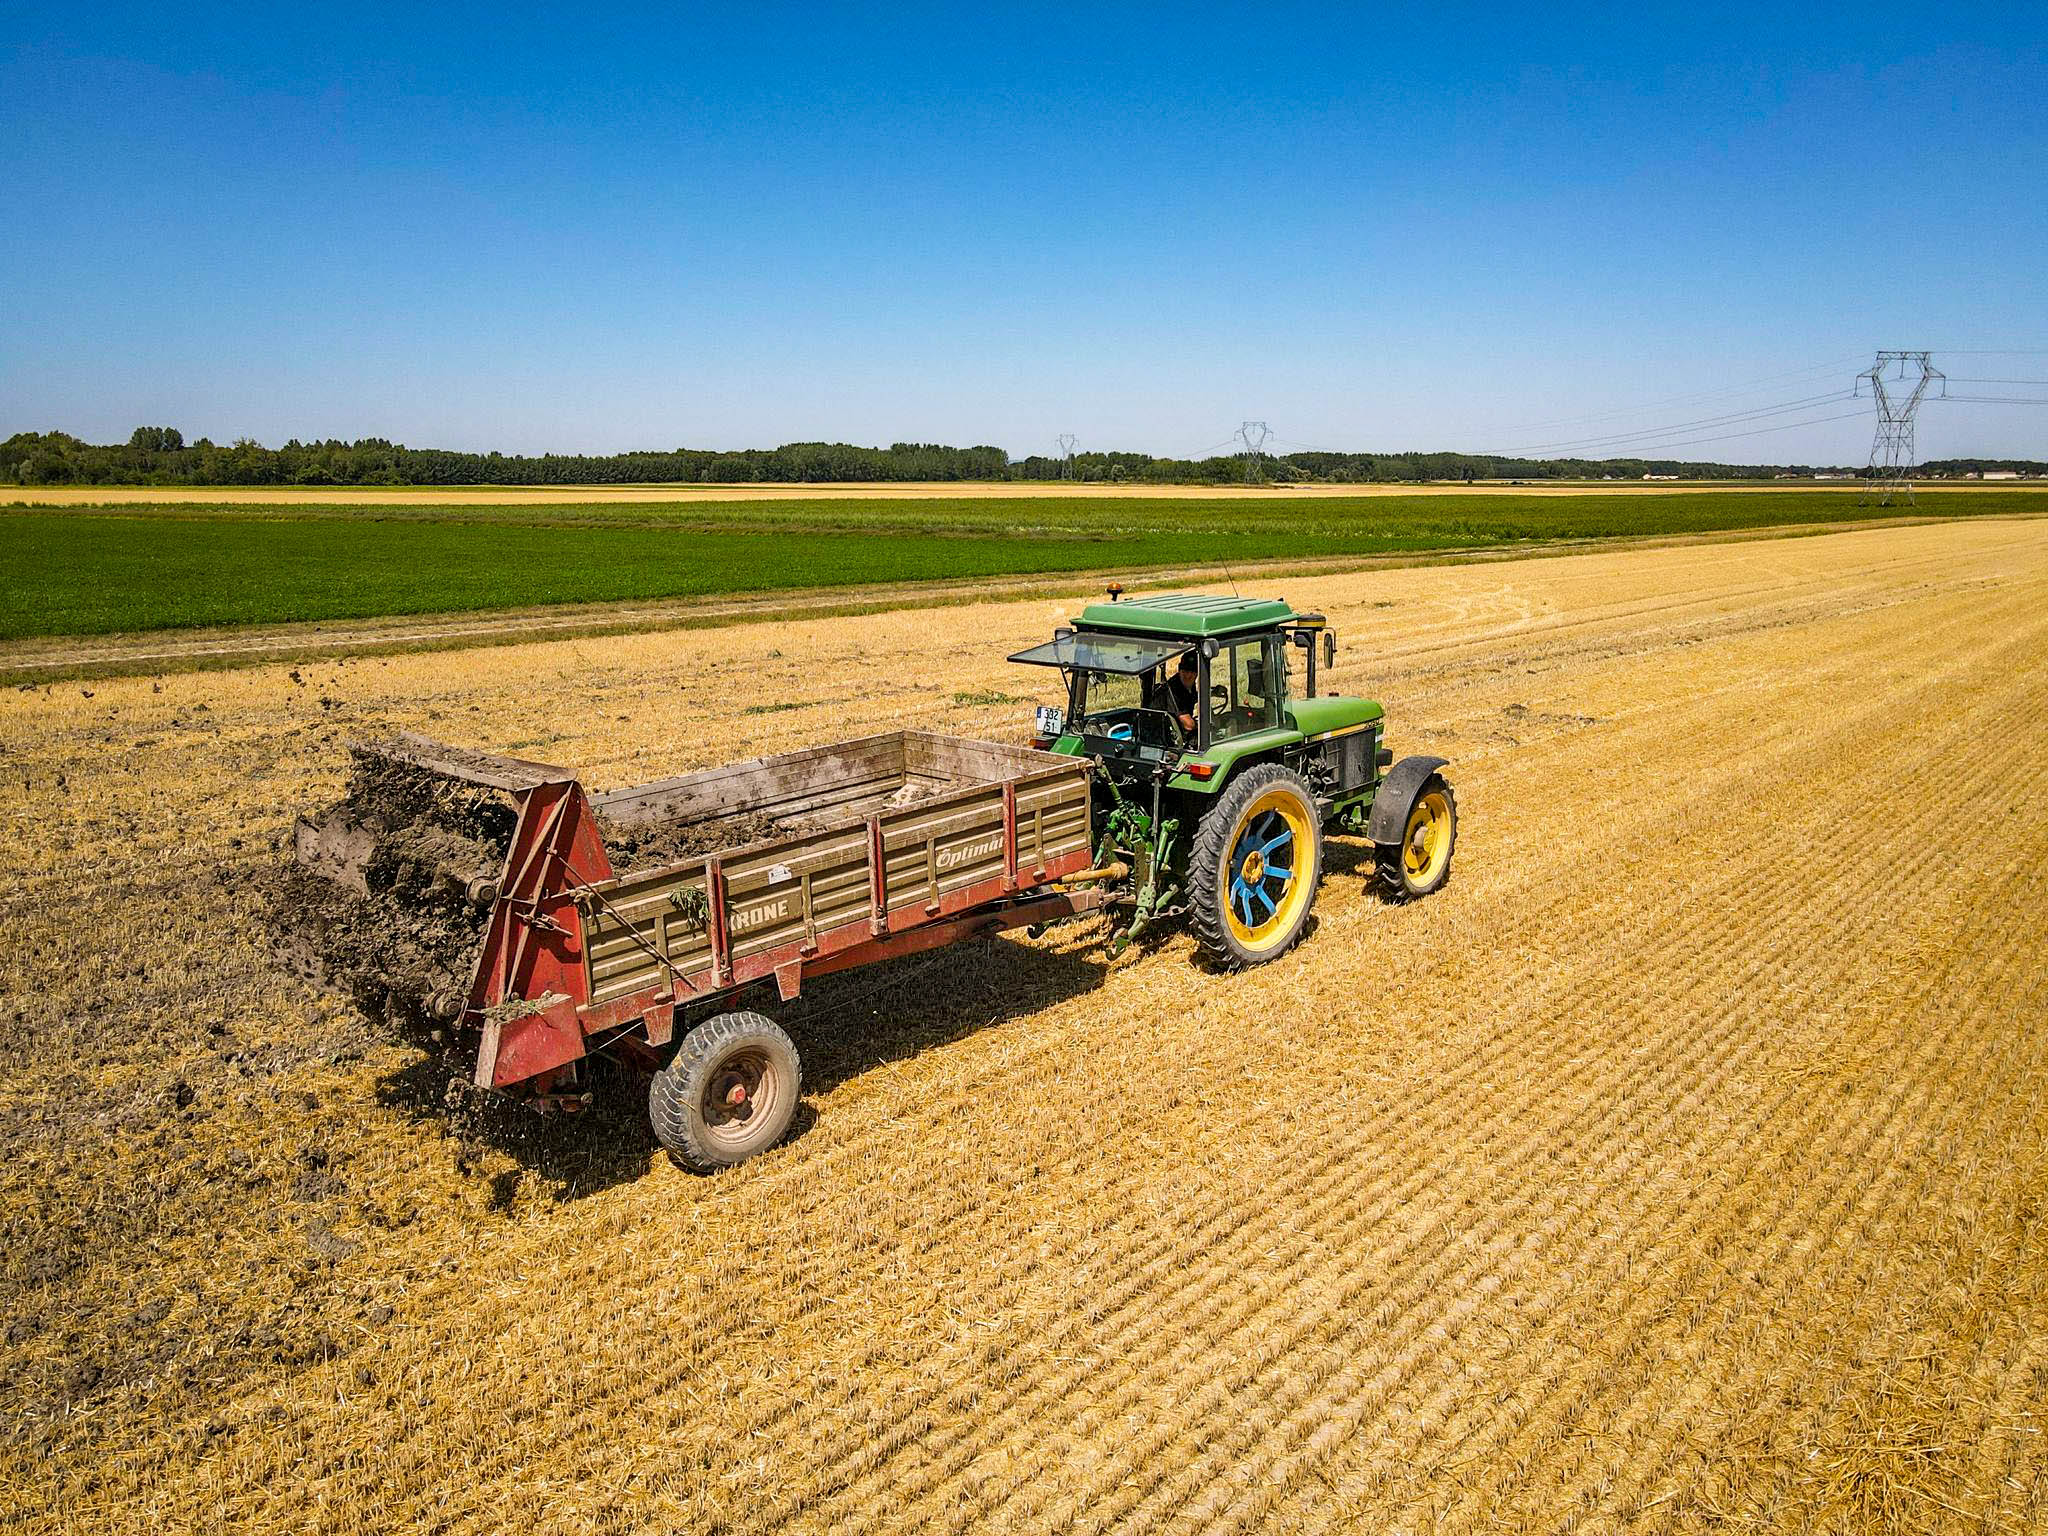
1159;651;1200;739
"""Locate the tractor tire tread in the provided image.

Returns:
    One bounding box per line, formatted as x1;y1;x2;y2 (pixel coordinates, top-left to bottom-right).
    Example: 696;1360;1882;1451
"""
1187;762;1323;969
1375;772;1457;901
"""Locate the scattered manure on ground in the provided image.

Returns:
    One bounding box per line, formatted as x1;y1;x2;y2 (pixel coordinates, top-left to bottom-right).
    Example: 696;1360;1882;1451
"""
251;749;515;1026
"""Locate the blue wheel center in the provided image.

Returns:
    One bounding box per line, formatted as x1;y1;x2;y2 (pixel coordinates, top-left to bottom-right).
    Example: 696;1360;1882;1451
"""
1229;808;1295;929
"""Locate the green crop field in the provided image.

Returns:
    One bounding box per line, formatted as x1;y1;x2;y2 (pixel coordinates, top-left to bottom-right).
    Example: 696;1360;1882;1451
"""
3;490;2039;640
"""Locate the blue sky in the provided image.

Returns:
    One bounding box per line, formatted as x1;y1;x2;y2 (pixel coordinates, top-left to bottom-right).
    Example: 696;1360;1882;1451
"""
4;3;2044;463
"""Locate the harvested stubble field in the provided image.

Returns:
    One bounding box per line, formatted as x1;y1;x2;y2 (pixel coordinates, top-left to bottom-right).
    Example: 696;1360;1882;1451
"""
3;517;2046;1534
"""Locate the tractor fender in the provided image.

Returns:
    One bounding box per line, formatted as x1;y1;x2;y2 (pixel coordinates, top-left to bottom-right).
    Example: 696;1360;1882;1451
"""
1366;755;1451;845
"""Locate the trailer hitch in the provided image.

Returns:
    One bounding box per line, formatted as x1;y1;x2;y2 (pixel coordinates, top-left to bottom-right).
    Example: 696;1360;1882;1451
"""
1110;813;1180;956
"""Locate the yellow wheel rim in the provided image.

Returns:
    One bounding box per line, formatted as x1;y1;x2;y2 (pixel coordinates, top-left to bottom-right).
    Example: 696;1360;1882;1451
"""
1402;790;1453;886
1222;787;1315;953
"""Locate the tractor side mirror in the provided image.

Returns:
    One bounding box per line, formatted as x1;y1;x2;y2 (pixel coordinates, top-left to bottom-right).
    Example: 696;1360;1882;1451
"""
1323;632;1336;667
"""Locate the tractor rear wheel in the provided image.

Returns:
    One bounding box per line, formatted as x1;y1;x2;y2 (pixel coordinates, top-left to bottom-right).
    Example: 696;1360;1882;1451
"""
1187;763;1323;968
649;1011;802;1172
1376;773;1457;900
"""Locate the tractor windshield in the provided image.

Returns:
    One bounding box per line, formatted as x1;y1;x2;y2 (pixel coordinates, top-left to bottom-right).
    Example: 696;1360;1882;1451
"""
1007;632;1187;673
1072;668;1184;750
1009;630;1191;754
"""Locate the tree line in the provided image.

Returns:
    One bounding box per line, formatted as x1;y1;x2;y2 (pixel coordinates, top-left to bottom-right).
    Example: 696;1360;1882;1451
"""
5;426;2037;489
0;430;1010;487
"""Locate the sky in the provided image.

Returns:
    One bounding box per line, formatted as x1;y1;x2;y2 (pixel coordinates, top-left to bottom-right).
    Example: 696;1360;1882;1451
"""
3;3;2045;465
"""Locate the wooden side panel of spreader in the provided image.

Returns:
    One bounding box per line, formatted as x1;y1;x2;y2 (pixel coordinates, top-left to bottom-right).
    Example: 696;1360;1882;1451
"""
576;736;1093;1010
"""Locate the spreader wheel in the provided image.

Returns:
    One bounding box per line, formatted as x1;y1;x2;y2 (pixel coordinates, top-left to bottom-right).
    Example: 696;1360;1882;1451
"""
1376;773;1457;900
649;1011;802;1172
1187;763;1323;968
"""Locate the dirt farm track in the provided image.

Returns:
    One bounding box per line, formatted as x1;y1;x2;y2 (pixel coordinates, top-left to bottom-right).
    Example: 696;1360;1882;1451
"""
3;517;2045;1533
6;477;2015;506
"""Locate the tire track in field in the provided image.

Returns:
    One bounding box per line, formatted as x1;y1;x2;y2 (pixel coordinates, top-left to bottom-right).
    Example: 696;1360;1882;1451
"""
1331;530;1991;668
1349;551;2000;732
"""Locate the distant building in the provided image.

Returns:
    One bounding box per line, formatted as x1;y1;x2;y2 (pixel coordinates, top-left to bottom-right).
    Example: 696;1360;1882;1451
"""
1642;473;1680;481
1980;469;2022;480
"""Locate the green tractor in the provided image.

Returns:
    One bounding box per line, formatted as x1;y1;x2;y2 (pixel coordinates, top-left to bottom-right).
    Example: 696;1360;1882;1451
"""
1010;589;1456;966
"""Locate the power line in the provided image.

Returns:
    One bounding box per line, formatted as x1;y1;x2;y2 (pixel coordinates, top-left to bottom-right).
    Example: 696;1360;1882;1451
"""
1577;408;1872;458
1490;355;1868;437
1494;390;1854;457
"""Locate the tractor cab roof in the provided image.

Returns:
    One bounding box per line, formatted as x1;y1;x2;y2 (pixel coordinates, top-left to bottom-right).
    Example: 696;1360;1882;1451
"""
1076;593;1296;639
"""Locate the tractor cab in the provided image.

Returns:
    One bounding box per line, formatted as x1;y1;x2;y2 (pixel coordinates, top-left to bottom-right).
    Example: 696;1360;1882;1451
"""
1008;591;1343;785
1008;586;1458;967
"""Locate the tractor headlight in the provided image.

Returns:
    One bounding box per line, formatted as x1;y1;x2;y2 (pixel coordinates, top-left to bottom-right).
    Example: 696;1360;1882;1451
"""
1035;705;1066;740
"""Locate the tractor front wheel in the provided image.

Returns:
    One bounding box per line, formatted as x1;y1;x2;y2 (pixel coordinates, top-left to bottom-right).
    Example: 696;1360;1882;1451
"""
649;1011;802;1172
1187;763;1323;968
1376;773;1457;900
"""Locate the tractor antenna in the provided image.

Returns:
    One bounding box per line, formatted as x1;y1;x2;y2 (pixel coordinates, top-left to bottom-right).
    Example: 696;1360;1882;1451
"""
1235;421;1272;485
1855;352;1944;507
1056;433;1078;480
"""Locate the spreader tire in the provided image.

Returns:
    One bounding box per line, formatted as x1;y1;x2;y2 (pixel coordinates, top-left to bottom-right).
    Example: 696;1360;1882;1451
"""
1376;772;1457;901
1187;763;1323;969
649;1011;802;1172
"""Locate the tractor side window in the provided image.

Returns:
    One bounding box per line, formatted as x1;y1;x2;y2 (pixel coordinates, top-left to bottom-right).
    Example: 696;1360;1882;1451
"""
1212;640;1282;739
1238;642;1281;730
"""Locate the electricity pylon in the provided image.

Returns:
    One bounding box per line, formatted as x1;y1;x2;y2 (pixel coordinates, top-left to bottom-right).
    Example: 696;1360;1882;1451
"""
1236;421;1272;484
1856;352;1944;506
1055;433;1078;480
